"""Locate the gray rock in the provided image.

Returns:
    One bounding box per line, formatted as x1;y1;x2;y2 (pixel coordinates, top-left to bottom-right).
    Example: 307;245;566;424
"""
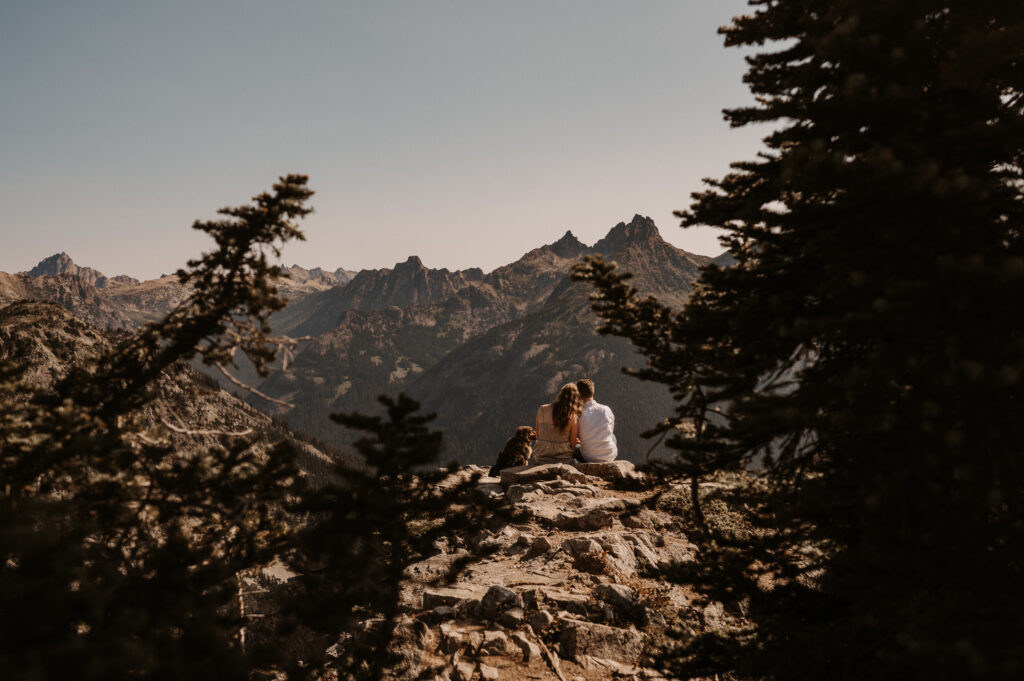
623;533;662;570
551;498;626;531
540;588;590;616
571;460;638;480
481;585;521;619
498;606;525;628
511;631;542;662
439;623;463;654
432;605;457;621
479;629;511;656
423;585;487;609
405;549;472;581
561;537;603;556
455;598;483;620
558;619;645;664
528;536;554;555
595;583;637;612
556;509;616;531
453;661;475;681
474;480;504;501
529;609;555;631
573;550;608;574
595;535;639;576
516;532;537;546
500;463;596;486
518;587;542;611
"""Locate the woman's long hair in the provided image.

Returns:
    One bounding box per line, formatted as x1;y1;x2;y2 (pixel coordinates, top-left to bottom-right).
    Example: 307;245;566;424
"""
552;383;583;431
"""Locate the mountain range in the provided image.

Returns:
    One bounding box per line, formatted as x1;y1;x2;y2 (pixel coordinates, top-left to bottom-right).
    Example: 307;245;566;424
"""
1;216;720;464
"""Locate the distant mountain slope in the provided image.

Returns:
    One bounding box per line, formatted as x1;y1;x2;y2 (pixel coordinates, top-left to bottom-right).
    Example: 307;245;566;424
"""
5;220;723;466
0;271;140;329
0;300;353;481
407;215;708;464
258;216;709;463
254;231;593;444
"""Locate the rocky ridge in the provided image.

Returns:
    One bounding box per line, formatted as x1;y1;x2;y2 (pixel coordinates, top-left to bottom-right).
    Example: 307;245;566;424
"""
2;254;356;331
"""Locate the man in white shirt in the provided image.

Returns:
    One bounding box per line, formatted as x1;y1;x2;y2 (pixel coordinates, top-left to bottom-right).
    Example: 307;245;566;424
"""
575;379;618;462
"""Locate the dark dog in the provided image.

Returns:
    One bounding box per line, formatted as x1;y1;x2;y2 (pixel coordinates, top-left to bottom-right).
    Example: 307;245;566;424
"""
489;426;536;477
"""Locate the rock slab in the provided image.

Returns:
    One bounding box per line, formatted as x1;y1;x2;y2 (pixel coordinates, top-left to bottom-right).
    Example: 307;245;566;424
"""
558;619;645;664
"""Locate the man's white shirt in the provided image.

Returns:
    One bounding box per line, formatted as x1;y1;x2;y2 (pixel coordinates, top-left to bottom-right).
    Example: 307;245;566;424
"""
578;400;617;462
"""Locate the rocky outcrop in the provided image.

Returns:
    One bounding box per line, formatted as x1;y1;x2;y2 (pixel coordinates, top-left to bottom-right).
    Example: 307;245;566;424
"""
297;461;734;681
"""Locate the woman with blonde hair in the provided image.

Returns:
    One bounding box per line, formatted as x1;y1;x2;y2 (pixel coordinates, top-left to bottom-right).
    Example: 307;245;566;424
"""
532;383;583;465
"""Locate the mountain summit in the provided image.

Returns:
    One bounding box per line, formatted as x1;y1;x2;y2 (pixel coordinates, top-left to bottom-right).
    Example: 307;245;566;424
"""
27;252;82;277
24;253;140;289
593;214;662;254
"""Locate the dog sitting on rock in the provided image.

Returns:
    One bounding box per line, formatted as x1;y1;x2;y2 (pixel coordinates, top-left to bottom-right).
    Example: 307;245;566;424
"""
489;426;536;477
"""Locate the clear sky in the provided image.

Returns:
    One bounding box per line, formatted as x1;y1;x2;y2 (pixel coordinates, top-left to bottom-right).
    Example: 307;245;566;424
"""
1;0;765;280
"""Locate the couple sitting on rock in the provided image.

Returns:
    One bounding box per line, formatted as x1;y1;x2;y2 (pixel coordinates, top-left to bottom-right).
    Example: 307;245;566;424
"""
490;379;618;477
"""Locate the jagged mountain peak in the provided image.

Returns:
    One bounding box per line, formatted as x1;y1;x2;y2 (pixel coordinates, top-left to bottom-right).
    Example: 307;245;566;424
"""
395;255;426;271
280;264;354;287
593;214;663;254
549;230;587;259
28;252;82;277
24;252;113;290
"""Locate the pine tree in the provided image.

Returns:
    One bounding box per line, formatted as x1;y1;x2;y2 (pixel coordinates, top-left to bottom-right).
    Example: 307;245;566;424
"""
277;394;498;681
575;3;1024;679
0;175;314;680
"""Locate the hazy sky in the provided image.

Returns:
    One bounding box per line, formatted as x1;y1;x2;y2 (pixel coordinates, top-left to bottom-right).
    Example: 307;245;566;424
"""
1;0;765;279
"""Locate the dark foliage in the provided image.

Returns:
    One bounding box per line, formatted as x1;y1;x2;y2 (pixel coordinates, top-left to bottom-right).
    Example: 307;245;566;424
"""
575;2;1024;680
1;175;314;680
278;394;498;681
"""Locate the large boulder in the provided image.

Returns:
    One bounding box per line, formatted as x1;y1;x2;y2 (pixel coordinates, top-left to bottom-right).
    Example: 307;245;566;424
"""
553;498;626;531
499;463;597;486
422;584;488;609
558;619;645;664
571;460;639;480
481;585;521;619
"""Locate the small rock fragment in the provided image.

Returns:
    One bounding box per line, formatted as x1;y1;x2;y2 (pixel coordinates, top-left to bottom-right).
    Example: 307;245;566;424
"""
439;623;463;654
529;610;555;631
453;661;475;681
433;605;456;620
478;663;499;680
